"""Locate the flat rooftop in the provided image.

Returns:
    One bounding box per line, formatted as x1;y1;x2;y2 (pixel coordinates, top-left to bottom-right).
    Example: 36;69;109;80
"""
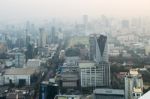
93;89;124;95
130;69;139;75
4;67;39;75
79;61;95;68
55;95;81;99
133;87;142;93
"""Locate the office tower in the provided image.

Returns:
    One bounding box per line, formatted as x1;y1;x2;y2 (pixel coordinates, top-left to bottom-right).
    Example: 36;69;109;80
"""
39;28;47;47
39;81;58;99
82;34;110;87
89;34;97;60
125;69;143;99
95;35;108;63
25;29;30;47
96;35;110;86
89;34;109;62
15;53;25;68
80;61;110;87
51;26;57;44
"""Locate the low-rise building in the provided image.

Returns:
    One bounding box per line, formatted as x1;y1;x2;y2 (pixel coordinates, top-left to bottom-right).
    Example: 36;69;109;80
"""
4;67;39;86
26;59;41;67
93;88;125;99
54;95;81;99
60;72;79;88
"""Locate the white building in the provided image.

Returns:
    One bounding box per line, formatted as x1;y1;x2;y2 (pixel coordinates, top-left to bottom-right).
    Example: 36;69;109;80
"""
4;67;38;86
125;69;143;99
26;59;41;67
80;61;109;87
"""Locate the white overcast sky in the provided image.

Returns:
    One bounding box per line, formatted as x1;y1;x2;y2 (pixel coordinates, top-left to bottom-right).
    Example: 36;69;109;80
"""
0;0;150;22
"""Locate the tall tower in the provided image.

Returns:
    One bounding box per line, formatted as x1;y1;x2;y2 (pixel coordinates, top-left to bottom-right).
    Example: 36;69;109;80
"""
95;35;108;63
39;28;47;48
89;34;110;87
89;34;97;60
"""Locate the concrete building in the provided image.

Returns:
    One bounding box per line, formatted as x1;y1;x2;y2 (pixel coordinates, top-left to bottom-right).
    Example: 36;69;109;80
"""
125;69;143;99
89;34;97;60
0;73;4;85
0;43;7;54
65;56;80;66
93;88;125;99
39;28;47;48
54;95;81;99
26;59;41;67
95;34;108;63
4;67;39;86
60;72;79;88
14;53;25;68
80;61;110;87
145;46;150;56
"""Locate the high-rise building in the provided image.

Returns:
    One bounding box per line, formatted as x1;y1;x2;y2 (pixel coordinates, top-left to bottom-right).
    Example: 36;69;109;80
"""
89;34;109;62
95;35;108;63
80;61;110;88
88;34;110;87
125;69;143;99
39;28;47;47
89;34;97;60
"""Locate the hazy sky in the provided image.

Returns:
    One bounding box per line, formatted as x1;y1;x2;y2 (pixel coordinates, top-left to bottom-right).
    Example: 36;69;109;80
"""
0;0;150;22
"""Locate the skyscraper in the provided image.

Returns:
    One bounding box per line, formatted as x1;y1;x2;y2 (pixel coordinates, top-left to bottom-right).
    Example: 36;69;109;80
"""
88;34;110;87
95;35;108;63
89;34;97;60
125;69;143;99
39;28;47;48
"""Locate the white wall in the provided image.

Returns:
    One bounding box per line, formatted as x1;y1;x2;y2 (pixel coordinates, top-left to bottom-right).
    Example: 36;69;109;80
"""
4;74;30;85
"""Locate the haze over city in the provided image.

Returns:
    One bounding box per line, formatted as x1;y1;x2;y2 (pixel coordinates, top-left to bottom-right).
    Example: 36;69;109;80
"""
0;0;150;99
0;0;150;23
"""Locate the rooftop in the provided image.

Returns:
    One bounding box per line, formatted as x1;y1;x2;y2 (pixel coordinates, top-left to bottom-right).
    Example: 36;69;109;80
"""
93;89;124;95
54;95;81;99
4;67;39;75
133;87;142;93
79;61;95;68
129;69;139;75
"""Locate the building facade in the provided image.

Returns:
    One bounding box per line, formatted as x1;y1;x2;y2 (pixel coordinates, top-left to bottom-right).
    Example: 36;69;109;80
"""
14;53;25;68
125;69;143;99
80;61;110;87
88;34;110;87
